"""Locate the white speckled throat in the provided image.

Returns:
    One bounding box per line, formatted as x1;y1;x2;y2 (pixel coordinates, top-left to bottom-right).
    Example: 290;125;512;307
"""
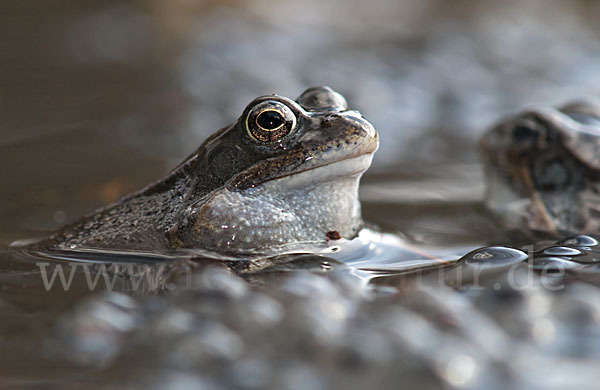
192;153;373;254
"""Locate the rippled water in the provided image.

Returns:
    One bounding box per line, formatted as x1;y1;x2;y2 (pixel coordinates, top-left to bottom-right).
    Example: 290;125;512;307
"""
3;0;600;388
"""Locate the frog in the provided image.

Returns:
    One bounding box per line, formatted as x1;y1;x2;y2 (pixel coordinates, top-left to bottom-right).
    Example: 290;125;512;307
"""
37;86;379;257
479;97;600;238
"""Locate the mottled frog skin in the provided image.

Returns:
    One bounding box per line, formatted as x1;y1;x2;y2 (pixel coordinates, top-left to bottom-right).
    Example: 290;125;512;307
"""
480;98;600;237
41;86;379;256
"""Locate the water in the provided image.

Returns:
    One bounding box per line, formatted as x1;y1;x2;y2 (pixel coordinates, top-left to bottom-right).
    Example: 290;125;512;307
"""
2;0;600;388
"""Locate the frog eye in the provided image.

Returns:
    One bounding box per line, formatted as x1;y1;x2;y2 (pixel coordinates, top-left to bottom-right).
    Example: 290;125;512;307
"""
512;125;539;143
246;101;297;143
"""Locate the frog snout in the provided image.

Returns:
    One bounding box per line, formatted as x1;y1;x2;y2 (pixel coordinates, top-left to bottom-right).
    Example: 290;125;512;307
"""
296;85;348;112
339;110;378;139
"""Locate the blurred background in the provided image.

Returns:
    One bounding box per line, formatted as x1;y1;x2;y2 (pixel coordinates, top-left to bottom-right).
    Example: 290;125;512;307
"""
2;0;600;245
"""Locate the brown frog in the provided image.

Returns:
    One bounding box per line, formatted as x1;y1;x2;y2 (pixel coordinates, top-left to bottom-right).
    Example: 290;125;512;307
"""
480;97;600;237
39;86;379;256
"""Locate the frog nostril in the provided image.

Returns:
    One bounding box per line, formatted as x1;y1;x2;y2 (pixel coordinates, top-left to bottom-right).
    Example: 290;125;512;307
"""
296;85;348;112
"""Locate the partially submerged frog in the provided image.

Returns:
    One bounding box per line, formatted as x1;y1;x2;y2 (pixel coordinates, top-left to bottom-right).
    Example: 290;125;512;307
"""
38;86;379;256
480;98;600;237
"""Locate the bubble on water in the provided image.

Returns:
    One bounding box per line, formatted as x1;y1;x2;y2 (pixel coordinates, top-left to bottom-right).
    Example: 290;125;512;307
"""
542;246;583;257
529;256;579;271
462;246;527;267
445;246;527;286
556;235;599;247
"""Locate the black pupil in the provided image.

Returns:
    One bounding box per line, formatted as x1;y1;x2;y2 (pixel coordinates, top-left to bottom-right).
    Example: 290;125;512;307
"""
257;110;285;130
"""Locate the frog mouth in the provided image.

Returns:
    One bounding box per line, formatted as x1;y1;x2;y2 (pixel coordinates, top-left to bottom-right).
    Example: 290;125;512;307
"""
284;152;375;183
237;152;376;190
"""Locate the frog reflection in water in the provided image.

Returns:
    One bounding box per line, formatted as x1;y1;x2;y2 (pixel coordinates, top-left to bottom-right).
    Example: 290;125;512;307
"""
480;98;600;237
41;86;379;256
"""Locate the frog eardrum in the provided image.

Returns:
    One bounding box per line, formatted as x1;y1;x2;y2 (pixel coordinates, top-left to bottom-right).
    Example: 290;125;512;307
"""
245;100;297;142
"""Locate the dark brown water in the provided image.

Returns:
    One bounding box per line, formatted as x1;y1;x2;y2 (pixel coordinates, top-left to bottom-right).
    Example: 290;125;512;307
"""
2;0;600;388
